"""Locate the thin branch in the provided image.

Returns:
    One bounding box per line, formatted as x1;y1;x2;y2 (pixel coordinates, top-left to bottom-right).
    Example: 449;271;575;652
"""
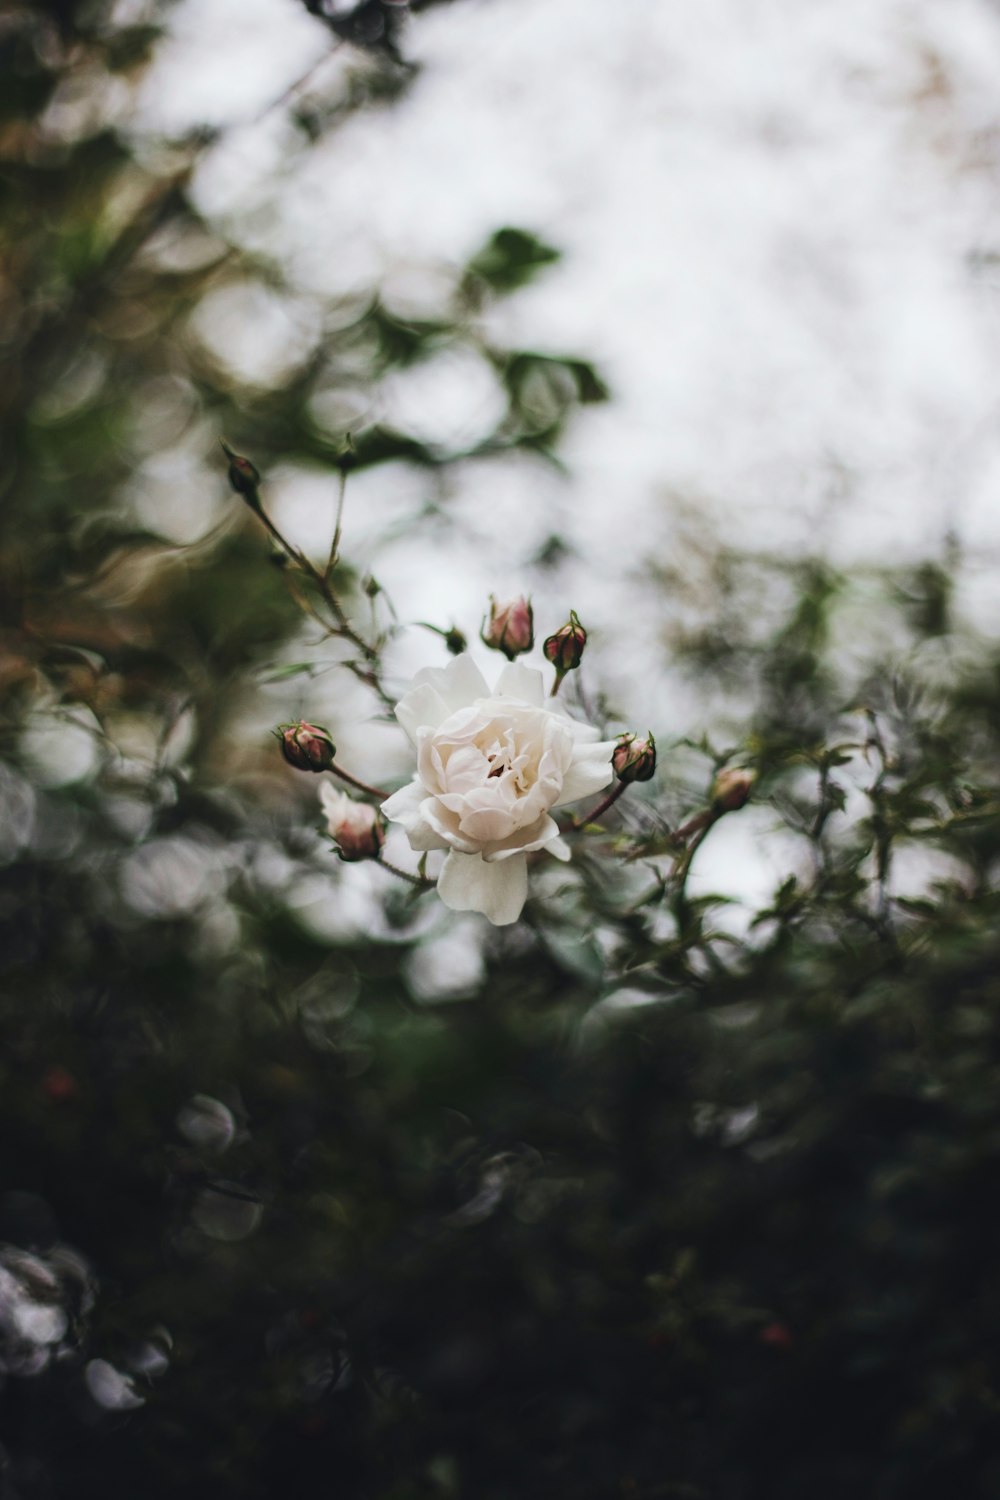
240;481;397;710
670;811;720;908
378;857;434;890
250;40;347;126
326;462;349;580
328;764;391;800
568;781;627;829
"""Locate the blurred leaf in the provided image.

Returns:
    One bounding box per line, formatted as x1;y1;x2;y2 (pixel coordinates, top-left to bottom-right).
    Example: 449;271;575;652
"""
463;225;561;294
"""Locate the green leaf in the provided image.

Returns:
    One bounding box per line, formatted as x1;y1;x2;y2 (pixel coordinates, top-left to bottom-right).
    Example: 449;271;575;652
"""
255;661;317;684
464;226;561;294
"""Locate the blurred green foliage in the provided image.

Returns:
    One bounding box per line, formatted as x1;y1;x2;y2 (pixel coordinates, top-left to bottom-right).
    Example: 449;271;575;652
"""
3;5;1000;1499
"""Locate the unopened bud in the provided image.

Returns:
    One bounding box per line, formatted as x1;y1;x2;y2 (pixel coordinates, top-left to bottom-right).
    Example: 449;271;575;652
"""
320;785;385;861
613;732;657;784
444;625;468;656
543;610;587;681
481;595;534;660
220;441;261;503
712;767;755;812
278;721;336;773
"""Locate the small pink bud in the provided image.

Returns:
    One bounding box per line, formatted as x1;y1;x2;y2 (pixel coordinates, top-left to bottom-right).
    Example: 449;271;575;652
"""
712;767;755;812
320;786;385;861
613;732;657;784
278;721;336;774
543;610;587;679
481;595;534;660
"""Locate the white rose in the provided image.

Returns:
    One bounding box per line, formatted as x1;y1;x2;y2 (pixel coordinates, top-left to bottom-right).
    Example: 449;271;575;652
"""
381;654;616;926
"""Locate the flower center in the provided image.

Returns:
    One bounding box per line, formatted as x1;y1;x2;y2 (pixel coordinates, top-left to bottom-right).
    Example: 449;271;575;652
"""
478;726;531;792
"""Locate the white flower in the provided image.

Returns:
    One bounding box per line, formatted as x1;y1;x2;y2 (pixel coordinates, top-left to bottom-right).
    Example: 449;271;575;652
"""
381;654;615;925
320;784;384;861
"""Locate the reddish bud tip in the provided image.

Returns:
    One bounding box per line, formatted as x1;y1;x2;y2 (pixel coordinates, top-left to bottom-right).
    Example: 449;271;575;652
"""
759;1321;793;1350
543;610;587;678
712;767;755;812
481;595;534;660
278;721;336;773
613;732;657;784
220;440;261;501
42;1066;77;1103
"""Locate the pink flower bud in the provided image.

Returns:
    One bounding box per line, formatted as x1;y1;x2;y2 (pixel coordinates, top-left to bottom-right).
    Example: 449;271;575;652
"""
320;786;385;861
543;610;587;679
612;731;657;784
481;595;534;660
712;767;755;812
278;721;336;774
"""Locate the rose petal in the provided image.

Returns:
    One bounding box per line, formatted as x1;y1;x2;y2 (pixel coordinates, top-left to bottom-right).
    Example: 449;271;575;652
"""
421;798;480;854
492;662;545;706
395;656;489;744
380;781;450;851
457;805;517;844
482;813;563;861
441;744;492;794
320;783;352;823
437;850;529;925
555;741;616;806
551;712;604;745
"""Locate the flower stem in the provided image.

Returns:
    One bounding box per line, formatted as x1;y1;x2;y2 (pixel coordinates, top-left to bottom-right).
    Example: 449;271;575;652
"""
570;780;627;829
378;857;434;890
325;458;349;580
328;764;390;801
670;809;719;904
674;808;713;843
239;471;396;711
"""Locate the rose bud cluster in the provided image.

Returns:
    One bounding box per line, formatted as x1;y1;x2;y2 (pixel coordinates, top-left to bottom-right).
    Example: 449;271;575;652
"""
613;731;657;784
543;610;587;689
320;785;385;862
712;766;755;812
278;721;336;774
481;595;534;661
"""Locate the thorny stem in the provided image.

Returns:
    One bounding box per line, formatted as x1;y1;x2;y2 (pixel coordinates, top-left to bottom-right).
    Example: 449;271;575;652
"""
327;764;390;801
325;460;349;581
236;465;396;711
674;808;714;844
667;809;722;926
378;857;434;890
671;814;716;889
569;780;627;829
